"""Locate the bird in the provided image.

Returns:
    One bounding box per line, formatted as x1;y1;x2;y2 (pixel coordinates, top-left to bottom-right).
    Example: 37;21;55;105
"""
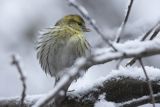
36;14;91;85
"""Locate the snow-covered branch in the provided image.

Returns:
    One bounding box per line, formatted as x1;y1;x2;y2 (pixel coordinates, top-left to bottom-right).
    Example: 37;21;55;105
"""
32;39;160;107
1;66;160;107
1;1;160;107
126;21;160;66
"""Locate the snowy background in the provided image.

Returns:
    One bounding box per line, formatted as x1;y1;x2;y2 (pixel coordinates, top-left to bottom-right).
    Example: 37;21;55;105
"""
0;0;160;106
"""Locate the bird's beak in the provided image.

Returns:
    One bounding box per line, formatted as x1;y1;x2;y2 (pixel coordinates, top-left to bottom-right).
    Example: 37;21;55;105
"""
82;26;91;32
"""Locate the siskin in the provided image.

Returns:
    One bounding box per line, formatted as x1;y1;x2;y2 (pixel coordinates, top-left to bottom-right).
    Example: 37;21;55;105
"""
36;14;91;83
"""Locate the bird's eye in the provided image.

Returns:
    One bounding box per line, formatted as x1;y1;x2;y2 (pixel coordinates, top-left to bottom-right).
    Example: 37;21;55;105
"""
78;22;83;26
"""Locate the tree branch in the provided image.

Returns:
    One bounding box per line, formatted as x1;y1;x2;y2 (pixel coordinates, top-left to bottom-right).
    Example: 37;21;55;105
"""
11;55;26;107
115;0;134;43
120;93;160;107
126;22;160;66
1;67;160;107
139;59;155;107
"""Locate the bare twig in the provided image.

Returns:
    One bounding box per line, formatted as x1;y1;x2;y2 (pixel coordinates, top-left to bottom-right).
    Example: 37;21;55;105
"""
11;55;26;107
33;39;160;107
149;23;160;40
115;0;134;43
141;22;160;41
67;0;117;51
138;59;155;107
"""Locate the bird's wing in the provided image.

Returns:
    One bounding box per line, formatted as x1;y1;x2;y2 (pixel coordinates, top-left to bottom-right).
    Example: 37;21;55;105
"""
36;27;90;78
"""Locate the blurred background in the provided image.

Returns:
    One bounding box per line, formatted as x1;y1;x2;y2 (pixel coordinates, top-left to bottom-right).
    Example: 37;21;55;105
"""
0;1;160;105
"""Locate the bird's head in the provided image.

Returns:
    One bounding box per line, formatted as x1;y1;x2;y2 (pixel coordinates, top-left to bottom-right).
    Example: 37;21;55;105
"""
55;14;90;32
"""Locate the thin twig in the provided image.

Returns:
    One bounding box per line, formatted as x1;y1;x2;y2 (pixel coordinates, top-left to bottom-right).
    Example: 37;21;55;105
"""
126;22;160;66
149;23;160;40
115;0;134;43
120;93;160;107
138;59;155;107
11;55;26;107
140;22;160;41
67;0;117;51
141;23;159;41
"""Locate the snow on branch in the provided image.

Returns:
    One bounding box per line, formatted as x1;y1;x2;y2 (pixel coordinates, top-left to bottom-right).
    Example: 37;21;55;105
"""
126;21;160;66
1;1;159;107
33;39;160;107
92;39;160;63
1;66;160;107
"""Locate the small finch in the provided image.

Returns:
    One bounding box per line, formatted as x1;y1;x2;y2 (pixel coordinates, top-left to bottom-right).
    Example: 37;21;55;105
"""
36;14;91;84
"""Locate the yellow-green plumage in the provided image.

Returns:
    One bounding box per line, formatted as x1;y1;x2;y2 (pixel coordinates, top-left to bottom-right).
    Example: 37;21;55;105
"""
36;15;90;81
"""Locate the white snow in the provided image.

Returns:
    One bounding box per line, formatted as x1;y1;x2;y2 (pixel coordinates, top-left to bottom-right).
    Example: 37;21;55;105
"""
0;1;160;107
111;66;160;81
0;94;44;105
68;66;160;99
1;65;160;106
94;100;115;107
94;93;115;107
93;39;160;62
93;38;160;56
